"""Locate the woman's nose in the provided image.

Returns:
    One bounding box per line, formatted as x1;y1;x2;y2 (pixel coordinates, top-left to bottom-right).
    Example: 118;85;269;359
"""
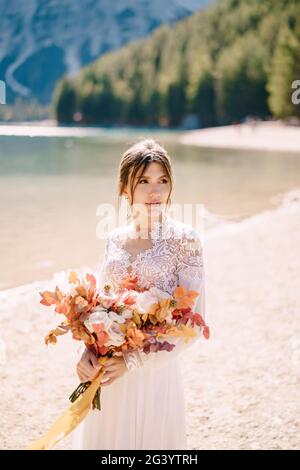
148;184;161;194
148;189;160;198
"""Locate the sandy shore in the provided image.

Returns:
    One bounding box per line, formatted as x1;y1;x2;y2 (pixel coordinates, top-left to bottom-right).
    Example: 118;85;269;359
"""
179;121;300;153
0;194;299;450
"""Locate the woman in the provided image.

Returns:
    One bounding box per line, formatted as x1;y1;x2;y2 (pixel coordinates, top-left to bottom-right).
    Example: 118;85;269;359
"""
72;138;206;450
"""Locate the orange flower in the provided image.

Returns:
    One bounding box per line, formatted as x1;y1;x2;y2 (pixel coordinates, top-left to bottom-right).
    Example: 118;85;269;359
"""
173;286;199;309
120;275;139;291
126;323;145;348
70;320;95;344
147;298;171;324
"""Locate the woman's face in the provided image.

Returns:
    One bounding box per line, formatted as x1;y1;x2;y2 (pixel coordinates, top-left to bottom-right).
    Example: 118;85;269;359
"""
125;162;170;218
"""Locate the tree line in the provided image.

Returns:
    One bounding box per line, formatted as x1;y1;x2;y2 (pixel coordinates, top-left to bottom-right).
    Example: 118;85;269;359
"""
53;0;300;127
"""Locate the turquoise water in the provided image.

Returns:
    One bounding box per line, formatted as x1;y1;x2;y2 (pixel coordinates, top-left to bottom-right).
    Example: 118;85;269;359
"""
1;129;300;289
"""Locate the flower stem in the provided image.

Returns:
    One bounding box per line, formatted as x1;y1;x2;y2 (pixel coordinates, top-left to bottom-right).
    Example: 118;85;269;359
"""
69;382;102;411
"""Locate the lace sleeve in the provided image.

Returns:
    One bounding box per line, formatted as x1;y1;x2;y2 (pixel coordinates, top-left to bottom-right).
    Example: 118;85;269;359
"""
98;234;111;287
123;228;206;372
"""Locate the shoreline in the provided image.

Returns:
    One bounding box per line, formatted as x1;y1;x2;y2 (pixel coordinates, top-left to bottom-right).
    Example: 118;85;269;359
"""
2;120;300;152
178;121;300;154
0;121;178;138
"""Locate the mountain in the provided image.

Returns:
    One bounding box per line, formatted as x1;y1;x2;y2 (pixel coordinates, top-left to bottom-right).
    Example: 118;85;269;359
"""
53;0;300;127
0;0;212;105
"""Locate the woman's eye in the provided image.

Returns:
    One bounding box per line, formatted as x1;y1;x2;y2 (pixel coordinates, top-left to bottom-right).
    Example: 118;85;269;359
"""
138;179;168;184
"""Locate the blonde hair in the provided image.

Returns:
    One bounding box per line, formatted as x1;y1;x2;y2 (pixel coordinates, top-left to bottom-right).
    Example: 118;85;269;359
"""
116;138;174;214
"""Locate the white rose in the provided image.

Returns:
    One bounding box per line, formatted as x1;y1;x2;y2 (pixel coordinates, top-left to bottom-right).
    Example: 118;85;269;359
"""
84;307;111;333
100;292;117;309
105;323;125;347
135;290;157;314
136;286;172;314
108;311;126;324
121;308;133;320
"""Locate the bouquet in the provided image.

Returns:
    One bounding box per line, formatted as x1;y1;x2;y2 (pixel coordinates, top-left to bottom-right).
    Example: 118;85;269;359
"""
28;269;209;450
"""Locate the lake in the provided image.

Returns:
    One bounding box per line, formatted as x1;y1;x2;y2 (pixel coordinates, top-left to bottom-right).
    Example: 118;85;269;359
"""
1;126;300;289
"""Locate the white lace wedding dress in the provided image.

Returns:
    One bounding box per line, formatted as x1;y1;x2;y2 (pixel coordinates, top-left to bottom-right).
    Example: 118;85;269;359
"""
71;213;206;450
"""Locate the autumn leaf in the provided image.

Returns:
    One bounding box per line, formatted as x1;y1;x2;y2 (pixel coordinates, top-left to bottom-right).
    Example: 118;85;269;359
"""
87;286;96;302
133;309;142;327
191;312;210;339
203;325;210;339
147;302;159;324
44;322;70;345
191;312;205;327
74;295;88;311
39;290;56;306
86;273;96;288
75;285;87;297
167;324;197;343
156;298;171;322
70;320;94;343
44;332;57;345
177;308;196;325
142;338;176;353
119;324;127;334
142;313;149;323
174;286;199;309
127;323;145;348
55;286;64;302
55;300;70;315
68;271;79;284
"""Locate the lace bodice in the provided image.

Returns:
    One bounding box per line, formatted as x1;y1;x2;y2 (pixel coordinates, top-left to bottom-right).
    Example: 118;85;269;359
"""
100;214;204;296
98;213;206;372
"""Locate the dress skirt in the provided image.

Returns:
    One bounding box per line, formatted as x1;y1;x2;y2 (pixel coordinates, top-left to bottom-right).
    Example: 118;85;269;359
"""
71;357;187;450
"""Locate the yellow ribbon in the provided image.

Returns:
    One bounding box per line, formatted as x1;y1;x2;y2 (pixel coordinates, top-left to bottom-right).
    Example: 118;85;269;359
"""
27;356;107;450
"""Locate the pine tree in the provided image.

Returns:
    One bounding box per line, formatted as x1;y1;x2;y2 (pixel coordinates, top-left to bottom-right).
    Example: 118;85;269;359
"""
267;22;300;119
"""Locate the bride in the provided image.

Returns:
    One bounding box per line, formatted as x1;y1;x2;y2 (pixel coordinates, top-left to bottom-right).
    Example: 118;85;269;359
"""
71;138;206;450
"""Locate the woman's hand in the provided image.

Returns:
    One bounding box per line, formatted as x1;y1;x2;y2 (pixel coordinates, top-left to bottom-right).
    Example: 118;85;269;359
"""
100;355;128;387
76;348;128;386
76;347;101;383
